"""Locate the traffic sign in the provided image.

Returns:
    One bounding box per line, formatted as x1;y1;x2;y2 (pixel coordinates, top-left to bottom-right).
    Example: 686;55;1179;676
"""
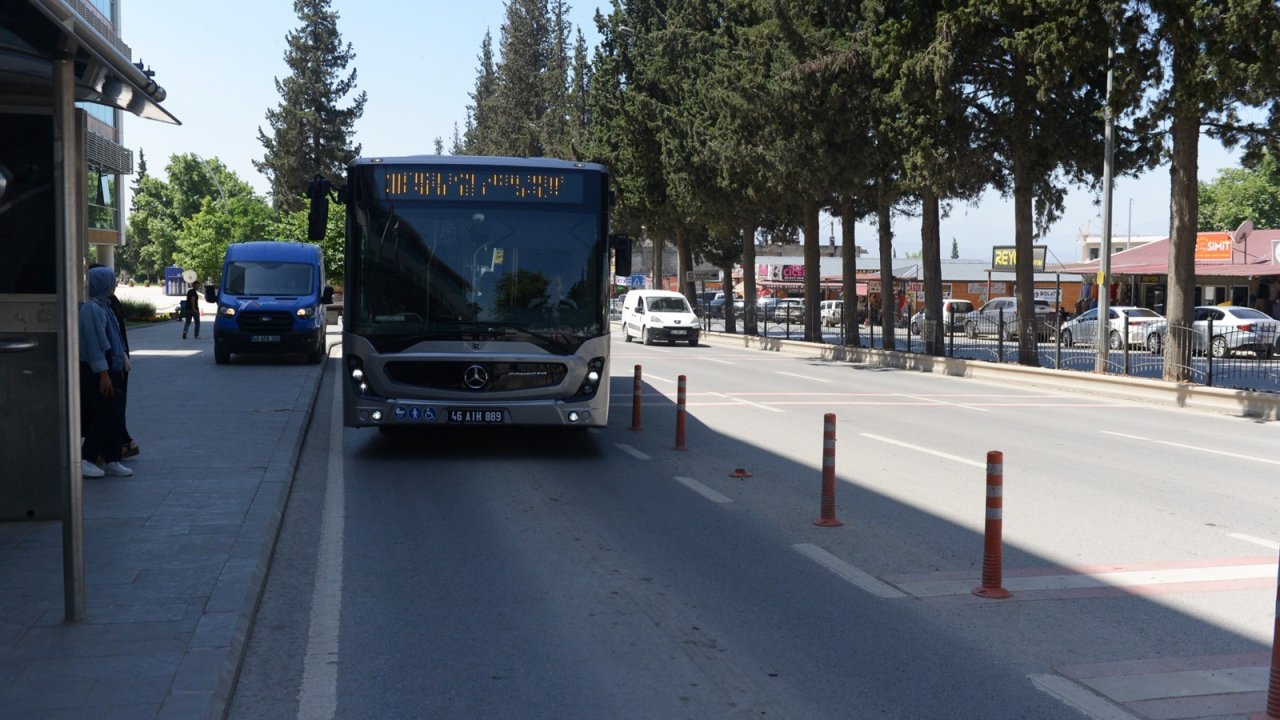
685;270;720;281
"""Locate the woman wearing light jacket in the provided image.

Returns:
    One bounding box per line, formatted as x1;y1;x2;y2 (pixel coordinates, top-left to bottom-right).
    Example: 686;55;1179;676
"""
79;265;132;478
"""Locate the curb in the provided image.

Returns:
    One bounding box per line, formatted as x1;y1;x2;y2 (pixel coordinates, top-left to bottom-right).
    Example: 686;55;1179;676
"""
201;341;333;720
692;327;1280;420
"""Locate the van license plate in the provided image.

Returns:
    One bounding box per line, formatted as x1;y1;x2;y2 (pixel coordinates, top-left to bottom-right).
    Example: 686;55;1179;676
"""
669;329;686;335
447;408;506;424
251;335;281;343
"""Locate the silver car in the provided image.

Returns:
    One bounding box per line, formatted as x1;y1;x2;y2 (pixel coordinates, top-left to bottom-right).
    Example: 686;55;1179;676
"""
1058;305;1166;350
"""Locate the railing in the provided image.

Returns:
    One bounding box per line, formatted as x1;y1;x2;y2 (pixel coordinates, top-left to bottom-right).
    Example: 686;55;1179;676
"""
700;311;1280;394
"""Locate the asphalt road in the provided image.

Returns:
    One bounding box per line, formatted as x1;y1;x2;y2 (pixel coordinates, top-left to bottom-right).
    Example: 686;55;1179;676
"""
229;336;1280;719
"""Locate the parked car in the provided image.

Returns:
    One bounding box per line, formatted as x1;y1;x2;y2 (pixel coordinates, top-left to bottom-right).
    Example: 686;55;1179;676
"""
1191;305;1280;358
820;300;843;327
620;289;700;346
1058;305;1167;350
759;297;805;323
908;298;975;334
962;297;1056;340
708;292;742;318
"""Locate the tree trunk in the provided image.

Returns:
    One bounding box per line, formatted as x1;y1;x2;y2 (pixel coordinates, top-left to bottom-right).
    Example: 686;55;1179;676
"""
840;197;860;347
677;226;696;306
920;189;944;356
1164;45;1199;383
1012;138;1040;366
803;199;822;342
877;181;895;350
742;223;758;335
650;232;664;290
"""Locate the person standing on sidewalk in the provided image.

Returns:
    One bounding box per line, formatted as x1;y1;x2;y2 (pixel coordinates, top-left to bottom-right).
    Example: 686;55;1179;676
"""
183;280;201;339
90;263;139;460
79;265;132;478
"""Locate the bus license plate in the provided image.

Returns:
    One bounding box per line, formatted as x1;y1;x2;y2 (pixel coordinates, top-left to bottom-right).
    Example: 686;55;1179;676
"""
251;335;281;343
447;408;506;424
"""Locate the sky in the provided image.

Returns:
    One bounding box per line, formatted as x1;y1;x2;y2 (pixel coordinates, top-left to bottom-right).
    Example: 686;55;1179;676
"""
120;0;1248;265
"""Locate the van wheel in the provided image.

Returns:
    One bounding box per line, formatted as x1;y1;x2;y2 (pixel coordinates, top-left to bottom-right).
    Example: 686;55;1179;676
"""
642;326;654;346
307;343;325;364
214;342;230;365
622;325;633;342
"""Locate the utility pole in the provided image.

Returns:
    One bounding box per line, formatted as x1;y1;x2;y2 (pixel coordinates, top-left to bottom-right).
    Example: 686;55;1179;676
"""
1095;42;1115;373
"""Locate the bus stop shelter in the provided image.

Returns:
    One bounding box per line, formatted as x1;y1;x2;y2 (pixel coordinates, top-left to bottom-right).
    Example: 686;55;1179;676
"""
0;0;177;620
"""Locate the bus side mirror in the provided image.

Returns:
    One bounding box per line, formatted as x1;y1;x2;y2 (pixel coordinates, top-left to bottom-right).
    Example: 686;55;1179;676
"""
307;176;330;242
611;234;631;278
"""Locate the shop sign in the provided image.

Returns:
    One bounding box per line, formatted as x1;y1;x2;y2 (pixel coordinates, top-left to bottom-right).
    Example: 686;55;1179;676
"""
1194;232;1231;261
781;264;805;280
991;245;1046;272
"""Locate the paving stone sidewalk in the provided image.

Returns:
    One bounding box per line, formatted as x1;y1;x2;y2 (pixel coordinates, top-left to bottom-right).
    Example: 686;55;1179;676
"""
0;300;333;720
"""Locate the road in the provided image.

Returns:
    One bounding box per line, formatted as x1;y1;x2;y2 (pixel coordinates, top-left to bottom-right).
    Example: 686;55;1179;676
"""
229;335;1280;719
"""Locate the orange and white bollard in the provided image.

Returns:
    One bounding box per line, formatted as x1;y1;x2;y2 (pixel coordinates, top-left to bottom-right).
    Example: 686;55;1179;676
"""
1253;551;1280;718
674;375;688;450
813;413;842;527
972;450;1011;599
629;364;642;431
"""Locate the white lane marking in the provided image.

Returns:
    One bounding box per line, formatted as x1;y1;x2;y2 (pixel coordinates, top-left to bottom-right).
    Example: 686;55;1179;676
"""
775;370;830;383
298;356;344;720
792;544;907;599
674;476;732;504
895;393;991;412
1229;533;1280;550
1029;674;1140;720
704;358;736;365
708;392;785;413
131;349;201;357
645;373;675;384
1103;431;1280;466
614;443;652;461
896;562;1277;597
859;433;987;469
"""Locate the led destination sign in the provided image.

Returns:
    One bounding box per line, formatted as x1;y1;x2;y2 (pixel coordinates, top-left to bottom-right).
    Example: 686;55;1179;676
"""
377;168;584;204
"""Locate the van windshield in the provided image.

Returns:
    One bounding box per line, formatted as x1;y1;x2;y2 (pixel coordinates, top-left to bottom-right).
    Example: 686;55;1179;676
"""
649;297;691;313
225;261;314;296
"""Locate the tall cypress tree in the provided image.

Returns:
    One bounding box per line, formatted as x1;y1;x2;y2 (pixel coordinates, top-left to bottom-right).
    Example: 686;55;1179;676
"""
464;31;499;154
255;0;366;212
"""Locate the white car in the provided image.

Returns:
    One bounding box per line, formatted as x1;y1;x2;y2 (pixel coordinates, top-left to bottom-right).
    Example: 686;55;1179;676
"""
909;298;975;334
1058;306;1166;350
819;300;843;327
619;289;700;346
1191;305;1279;358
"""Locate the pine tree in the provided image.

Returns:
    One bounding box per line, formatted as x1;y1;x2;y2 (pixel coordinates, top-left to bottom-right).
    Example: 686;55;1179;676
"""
255;0;366;212
464;31;499;154
492;0;552;157
950;238;959;259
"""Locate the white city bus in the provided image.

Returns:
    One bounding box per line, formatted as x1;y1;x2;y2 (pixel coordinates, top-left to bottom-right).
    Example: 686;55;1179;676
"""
308;155;629;429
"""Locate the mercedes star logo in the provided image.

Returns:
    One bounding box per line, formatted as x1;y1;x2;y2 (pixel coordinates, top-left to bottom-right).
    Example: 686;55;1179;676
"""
463;364;489;390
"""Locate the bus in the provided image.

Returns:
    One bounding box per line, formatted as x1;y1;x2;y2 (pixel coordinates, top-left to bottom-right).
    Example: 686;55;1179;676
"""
307;155;630;429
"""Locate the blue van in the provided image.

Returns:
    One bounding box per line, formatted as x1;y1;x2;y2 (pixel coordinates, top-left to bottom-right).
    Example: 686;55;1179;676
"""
205;241;334;364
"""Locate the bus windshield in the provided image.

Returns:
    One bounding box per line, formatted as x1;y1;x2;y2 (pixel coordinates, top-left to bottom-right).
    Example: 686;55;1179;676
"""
350;200;603;341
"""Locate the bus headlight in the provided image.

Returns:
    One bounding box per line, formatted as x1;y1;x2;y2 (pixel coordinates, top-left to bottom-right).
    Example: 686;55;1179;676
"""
571;357;606;399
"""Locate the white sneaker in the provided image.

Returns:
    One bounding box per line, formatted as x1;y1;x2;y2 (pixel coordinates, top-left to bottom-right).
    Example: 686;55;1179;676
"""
102;462;133;477
81;459;105;478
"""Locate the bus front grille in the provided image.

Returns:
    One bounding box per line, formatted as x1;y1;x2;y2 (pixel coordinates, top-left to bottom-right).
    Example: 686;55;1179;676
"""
384;361;568;391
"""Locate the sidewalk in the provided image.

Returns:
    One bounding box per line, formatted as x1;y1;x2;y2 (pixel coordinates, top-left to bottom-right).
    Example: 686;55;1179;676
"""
0;301;336;720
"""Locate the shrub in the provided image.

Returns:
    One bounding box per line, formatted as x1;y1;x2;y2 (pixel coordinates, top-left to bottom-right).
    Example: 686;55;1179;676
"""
119;297;157;321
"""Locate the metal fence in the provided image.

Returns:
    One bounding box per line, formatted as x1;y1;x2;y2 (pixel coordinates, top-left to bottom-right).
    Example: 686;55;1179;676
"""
699;312;1280;394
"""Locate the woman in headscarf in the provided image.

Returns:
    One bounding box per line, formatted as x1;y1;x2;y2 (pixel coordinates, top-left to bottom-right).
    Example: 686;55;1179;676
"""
79;265;132;478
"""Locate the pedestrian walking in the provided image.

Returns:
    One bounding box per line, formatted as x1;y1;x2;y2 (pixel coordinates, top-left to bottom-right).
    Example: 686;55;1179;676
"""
183;280;201;339
79;265;132;478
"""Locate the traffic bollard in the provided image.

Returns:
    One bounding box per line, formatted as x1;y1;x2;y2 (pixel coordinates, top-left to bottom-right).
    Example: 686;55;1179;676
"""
813;413;842;527
675;375;688;450
972;450;1011;599
629;364;642;431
